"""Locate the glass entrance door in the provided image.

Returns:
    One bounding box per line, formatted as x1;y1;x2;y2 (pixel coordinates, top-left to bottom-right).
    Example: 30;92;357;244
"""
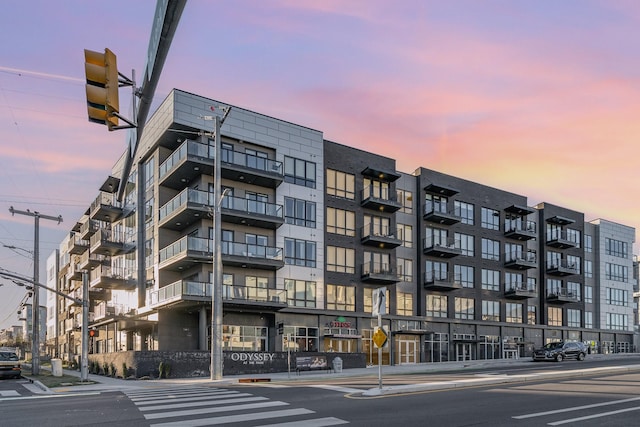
455;343;472;361
398;339;418;364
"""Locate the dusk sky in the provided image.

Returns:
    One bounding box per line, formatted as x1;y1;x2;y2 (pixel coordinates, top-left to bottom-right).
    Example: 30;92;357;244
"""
1;0;639;329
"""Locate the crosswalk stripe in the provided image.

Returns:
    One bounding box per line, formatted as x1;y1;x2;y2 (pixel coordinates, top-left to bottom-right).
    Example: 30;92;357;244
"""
126;388;223;398
257;417;350;426
134;392;250;407
130;391;240;403
144;400;289;420
149;408;315;427
139;395;268;411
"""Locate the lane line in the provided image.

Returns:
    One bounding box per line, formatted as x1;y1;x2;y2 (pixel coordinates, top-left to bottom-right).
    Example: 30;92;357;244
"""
548;405;640;425
513;396;640;419
144;400;289;420
258;417;350;426
149;408;315;427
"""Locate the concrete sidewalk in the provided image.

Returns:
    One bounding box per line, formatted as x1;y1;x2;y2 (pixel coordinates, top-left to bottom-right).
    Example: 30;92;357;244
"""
34;352;640;397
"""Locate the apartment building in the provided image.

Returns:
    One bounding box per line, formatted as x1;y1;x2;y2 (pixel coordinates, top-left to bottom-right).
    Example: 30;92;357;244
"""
51;89;637;375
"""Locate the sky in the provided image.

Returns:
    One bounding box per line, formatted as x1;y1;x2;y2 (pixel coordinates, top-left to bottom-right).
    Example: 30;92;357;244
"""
1;0;639;330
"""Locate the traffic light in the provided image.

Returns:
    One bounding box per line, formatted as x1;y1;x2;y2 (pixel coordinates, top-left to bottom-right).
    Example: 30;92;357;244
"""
84;48;119;130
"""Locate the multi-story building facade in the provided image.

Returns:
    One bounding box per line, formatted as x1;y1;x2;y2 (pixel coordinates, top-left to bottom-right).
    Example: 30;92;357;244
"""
51;89;636;375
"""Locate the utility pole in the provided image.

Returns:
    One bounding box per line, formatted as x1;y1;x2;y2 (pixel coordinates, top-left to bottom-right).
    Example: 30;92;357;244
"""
9;207;63;375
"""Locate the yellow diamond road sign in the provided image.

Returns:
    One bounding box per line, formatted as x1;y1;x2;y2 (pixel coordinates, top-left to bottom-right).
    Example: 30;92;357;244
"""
372;327;388;348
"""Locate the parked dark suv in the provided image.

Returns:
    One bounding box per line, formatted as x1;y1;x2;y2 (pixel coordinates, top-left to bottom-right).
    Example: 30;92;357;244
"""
532;341;587;362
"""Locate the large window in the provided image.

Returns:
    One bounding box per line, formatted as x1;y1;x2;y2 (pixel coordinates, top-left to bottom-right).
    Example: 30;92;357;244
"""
482;300;500;322
326;169;355;199
584;285;593;303
606;313;628;331
606;263;628;282
481;269;500;291
397;291;413;316
326;284;355;311
606;288;628;306
285;279;316;308
584;234;593;252
364;178;391;201
455;297;474;320
605;238;628;258
481;238;500;261
455;232;474;256
548;307;562;326
506;303;523;323
364;288;389;314
282;326;319;352
454;264;474;288
584;260;593;278
397;189;413;214
285;156;316;188
567;282;581;301
285;238;316;267
566;228;581;246
327;207;356;236
284;197;316;228
426;295;448;318
364;251;391;275
481;207;500;230
585;311;593;328
454;201;474;225
567;309;581;328
326;246;355;274
398;258;413;282
364;214;391;238
397;223;413;248
222;325;267;351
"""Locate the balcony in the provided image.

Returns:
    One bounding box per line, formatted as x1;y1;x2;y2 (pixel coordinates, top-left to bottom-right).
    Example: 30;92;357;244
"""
150;280;211;309
158;188;211;231
89;192;124;223
221;196;284;229
79;219;100;240
423;237;462;258
504;221;537;241
504;251;537;270
424;183;459;197
158;139;214;189
546;260;579;276
361;261;400;284
93;302;135;321
89;265;136;290
504;283;537;299
67;262;84;281
360;186;402;213
221;148;283;188
64;318;79;332
67;233;89;255
546;231;579;249
222;241;284;270
423;202;461;225
78;250;109;270
158;236;212;271
90;228;134;256
88;287;111;301
546;288;580;304
424;271;462;291
224;284;287;309
360;224;402;248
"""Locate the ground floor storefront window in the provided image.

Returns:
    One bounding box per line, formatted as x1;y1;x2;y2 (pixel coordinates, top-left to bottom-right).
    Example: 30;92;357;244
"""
222;325;267;351
282;326;319;352
425;332;449;362
363;329;390;365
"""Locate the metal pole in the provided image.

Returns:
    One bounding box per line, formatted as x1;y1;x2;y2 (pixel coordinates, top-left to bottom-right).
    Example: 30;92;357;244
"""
378;313;382;390
81;271;89;382
8;207;62;376
211;114;223;380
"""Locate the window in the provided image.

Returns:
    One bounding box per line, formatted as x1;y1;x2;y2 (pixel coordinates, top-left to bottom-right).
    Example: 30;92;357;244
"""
222;325;267;351
454;265;474;288
567;282;581;301
584;286;593;304
606;313;628;331
527;305;537;325
455;297;474;320
584;260;593;278
454;201;474;225
455;233;474;256
285;197;316;228
505;272;523;292
364;214;391;238
505;243;523;262
584;234;593;252
326;168;354;199
426;193;448;214
481;238;500;261
398;258;413;282
282;326;319;352
364;288;389;314
566;228;581;247
326;284;355;311
506;303;523;323
606;288;628;306
605;238;629;258
426;295;448;318
481;269;500;291
327;207;356;236
585;311;593;328
364;252;391;275
567;255;581;273
481;207;500;230
285;156;316;188
605;263;628;282
482;300;500;322
567;309;581;328
546;278;562;296
397;223;413;248
364;178;391;201
285;279;316;308
397;189;413;214
397;292;413;316
326;246;355;274
426;260;448;281
548;307;562;326
285;238;316;267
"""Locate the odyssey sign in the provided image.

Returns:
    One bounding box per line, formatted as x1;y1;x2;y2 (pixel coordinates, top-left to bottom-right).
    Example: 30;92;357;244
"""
229;352;276;363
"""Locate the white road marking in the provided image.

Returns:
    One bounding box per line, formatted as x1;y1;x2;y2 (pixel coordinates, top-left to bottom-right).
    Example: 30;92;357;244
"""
144;400;289;420
149;408;315;427
513;396;640;419
548;405;640;425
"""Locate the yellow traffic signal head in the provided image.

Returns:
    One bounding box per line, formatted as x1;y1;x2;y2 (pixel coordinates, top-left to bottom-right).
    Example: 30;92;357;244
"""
84;48;119;130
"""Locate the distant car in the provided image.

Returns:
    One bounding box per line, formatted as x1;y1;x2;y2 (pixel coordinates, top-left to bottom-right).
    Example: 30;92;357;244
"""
0;350;21;379
532;341;587;362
